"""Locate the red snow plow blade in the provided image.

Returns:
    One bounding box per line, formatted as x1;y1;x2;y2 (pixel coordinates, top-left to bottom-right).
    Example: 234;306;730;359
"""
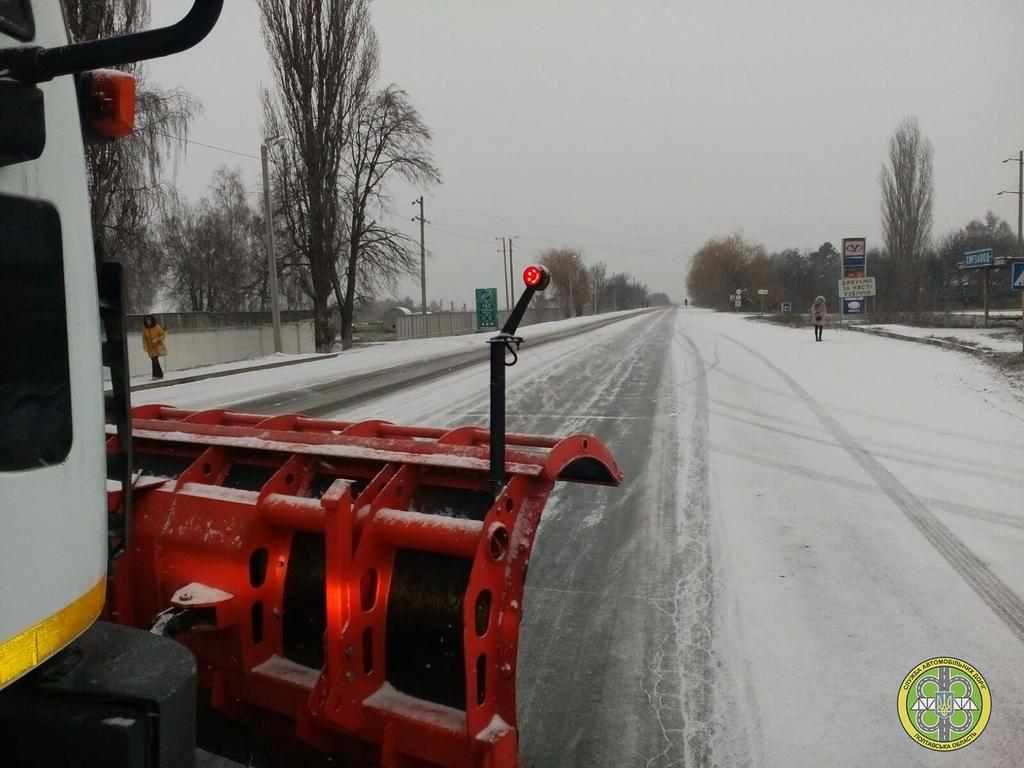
105;405;622;767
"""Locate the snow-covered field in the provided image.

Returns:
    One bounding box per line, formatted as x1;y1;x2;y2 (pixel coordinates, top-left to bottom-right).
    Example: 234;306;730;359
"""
862;323;1023;354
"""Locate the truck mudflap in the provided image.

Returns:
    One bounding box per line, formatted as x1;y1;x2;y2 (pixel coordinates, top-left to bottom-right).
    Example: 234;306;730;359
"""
105;405;622;767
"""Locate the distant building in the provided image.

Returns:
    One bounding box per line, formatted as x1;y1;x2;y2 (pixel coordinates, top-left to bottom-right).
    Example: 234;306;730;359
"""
383;305;413;332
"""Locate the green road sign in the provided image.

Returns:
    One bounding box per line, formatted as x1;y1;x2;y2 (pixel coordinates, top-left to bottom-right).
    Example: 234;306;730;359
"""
476;288;499;329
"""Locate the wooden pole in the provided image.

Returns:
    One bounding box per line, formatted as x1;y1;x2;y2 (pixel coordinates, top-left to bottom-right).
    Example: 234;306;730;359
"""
983;268;990;328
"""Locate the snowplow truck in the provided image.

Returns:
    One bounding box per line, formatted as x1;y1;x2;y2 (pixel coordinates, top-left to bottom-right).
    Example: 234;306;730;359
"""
0;4;623;766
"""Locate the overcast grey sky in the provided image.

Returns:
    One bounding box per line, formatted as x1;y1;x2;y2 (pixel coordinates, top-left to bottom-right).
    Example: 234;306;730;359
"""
147;1;1023;306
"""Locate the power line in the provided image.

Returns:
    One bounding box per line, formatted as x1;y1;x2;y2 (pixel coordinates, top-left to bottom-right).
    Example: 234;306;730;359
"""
129;133;673;256
132;136;673;260
431;215;675;259
425;200;678;253
147;129;260;160
427;220;674;264
431;221;496;243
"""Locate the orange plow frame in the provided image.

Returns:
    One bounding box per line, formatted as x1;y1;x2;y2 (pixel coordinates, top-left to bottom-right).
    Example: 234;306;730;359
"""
105;405;622;767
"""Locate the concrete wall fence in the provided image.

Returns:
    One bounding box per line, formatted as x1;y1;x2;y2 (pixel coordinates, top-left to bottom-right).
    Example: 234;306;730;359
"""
125;312;316;376
397;307;566;340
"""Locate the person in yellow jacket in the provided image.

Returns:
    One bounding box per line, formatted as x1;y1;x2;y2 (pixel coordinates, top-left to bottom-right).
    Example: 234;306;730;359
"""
142;315;167;379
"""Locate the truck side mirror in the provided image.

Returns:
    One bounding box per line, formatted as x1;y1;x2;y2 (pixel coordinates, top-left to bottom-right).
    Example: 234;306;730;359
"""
0;1;222;167
0;1;224;85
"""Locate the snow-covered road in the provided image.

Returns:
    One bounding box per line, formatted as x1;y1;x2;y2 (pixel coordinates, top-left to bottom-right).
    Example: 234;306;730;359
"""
365;308;1023;767
691;312;1024;767
183;307;1024;766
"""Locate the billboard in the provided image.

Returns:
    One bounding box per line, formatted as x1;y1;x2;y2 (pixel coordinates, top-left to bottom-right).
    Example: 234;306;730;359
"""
842;237;867;278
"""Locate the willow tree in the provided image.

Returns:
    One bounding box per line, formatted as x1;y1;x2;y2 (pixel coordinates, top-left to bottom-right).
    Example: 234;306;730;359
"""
61;0;198;312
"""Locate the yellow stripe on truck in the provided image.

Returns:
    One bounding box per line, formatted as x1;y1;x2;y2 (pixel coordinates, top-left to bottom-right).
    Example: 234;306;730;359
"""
0;578;106;688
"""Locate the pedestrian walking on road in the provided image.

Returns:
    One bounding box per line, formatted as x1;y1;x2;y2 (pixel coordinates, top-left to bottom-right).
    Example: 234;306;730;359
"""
142;315;167;379
811;296;827;342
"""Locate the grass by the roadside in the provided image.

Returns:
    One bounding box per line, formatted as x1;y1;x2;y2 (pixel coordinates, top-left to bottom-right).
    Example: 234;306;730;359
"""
994;351;1024;370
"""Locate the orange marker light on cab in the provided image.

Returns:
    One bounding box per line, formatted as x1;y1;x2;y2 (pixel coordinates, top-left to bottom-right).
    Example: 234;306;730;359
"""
81;69;136;140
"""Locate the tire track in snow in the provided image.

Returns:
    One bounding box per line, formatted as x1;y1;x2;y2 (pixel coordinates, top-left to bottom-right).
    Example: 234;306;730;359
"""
641;322;719;768
338;312;662;429
709;440;1024;533
513;310;697;765
712;359;1024;455
641;318;757;768
724;334;1024;646
514;312;680;754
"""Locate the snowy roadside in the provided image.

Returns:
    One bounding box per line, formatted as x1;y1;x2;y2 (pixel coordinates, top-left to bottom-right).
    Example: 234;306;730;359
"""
855;323;1023;355
682;311;1024;766
129;308;654;411
106;351;334;391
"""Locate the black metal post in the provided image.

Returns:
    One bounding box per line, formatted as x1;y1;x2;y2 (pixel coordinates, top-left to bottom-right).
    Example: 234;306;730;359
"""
489;338;506;496
488;284;540;497
99;262;133;558
502;286;535;335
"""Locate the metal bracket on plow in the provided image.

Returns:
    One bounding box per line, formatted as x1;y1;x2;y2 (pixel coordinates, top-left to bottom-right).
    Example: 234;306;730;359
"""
102;266;624;767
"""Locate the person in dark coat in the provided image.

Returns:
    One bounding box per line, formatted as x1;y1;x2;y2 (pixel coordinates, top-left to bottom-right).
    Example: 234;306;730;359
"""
810;296;827;342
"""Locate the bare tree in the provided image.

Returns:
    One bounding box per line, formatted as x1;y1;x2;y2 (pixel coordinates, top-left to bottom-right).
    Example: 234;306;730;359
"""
260;0;378;350
540;248;591;317
881;117;934;308
61;0;198;312
160;191;206;311
604;273;649;310
162;169;267;312
936;211;1017;309
334;87;440;347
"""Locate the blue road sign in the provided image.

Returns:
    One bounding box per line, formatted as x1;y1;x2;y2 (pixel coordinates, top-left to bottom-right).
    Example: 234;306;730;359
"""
843;297;864;314
1013;262;1024;292
960;248;994;269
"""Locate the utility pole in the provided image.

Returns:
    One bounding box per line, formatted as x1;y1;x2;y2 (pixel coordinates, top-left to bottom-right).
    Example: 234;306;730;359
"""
1018;149;1023;257
999;151;1024;352
412;197;427;314
507;237;516;306
1006;150;1024;256
497;237;509;310
261;139;284;353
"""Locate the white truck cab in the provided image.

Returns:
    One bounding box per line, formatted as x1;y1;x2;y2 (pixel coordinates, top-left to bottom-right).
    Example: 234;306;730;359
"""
0;1;108;691
0;4;223;764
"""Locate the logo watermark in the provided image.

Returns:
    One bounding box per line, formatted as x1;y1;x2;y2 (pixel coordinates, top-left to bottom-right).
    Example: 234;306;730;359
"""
897;657;991;752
